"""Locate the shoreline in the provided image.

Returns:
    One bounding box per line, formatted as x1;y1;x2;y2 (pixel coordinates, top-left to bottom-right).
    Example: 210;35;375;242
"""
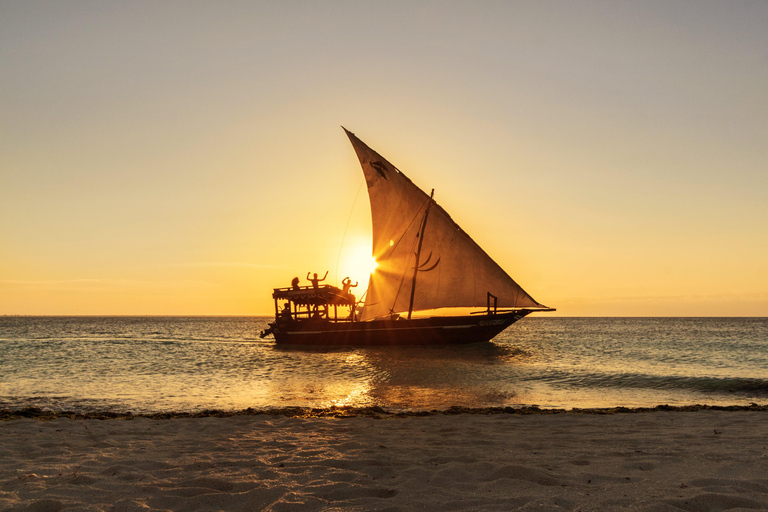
3;402;768;421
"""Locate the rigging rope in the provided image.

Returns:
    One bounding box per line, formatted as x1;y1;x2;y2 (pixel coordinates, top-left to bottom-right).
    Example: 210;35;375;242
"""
335;178;365;286
387;195;433;317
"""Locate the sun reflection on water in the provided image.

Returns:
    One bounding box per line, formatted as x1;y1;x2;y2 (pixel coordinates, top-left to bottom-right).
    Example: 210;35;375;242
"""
324;383;372;408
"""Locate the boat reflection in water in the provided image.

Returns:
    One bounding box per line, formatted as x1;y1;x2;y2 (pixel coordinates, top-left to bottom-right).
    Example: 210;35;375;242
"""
262;128;553;346
270;340;534;410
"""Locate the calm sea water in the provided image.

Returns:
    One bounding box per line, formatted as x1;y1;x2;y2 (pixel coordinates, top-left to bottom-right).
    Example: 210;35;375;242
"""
1;317;766;413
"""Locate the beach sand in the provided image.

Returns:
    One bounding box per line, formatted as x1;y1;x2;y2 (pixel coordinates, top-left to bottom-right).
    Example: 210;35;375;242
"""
2;409;768;511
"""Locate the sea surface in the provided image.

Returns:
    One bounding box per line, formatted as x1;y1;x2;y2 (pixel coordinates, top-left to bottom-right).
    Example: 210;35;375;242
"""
1;317;766;414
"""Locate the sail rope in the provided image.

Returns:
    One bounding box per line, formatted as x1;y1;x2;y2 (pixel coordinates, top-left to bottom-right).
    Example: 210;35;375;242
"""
387;196;432;317
335;178;365;286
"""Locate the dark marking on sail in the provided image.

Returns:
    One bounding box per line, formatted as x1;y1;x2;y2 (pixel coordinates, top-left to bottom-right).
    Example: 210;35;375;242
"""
370;161;389;179
414;251;441;272
419;257;441;272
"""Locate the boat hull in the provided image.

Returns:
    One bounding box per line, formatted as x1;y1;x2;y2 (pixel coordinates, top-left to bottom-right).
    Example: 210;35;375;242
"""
269;311;531;346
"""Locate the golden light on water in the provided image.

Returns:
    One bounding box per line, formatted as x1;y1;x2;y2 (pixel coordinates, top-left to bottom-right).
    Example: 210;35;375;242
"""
325;384;371;408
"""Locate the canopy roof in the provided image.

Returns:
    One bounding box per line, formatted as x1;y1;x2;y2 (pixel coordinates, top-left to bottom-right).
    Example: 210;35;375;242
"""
273;285;355;306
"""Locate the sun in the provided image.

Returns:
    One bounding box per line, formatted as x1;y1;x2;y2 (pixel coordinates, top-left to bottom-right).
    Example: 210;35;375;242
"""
338;241;378;291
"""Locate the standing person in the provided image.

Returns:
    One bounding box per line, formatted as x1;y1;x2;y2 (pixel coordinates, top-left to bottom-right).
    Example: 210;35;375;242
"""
342;276;358;297
307;271;328;290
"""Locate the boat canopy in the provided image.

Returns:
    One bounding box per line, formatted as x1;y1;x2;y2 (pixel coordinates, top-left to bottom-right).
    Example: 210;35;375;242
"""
272;285;355;306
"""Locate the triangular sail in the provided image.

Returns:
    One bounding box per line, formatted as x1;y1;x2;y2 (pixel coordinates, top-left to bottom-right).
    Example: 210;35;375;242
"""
344;128;545;321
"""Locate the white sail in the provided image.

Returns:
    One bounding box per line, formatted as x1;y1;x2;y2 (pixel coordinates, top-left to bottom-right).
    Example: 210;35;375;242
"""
344;128;545;321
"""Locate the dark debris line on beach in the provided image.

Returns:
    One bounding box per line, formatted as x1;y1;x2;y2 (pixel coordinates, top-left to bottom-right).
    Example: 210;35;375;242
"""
2;403;768;421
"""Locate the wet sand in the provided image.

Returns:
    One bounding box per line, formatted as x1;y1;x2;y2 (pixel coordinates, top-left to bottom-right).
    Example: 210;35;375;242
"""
2;408;768;511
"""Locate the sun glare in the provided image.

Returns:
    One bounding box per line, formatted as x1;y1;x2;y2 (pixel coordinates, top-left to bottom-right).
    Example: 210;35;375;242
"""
338;242;378;291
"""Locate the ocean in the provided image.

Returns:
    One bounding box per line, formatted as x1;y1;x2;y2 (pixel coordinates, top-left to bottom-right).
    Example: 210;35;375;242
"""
1;317;766;414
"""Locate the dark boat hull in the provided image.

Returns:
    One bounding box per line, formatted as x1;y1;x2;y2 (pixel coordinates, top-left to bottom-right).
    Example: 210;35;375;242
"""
269;311;531;346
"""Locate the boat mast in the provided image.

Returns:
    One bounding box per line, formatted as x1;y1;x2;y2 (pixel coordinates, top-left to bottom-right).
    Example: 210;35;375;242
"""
407;189;435;320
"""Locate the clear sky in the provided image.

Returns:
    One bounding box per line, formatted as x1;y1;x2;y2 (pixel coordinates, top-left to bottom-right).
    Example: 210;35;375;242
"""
1;1;766;316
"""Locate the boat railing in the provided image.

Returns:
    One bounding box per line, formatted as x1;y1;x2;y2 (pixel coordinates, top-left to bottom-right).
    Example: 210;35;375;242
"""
469;306;557;315
272;284;335;293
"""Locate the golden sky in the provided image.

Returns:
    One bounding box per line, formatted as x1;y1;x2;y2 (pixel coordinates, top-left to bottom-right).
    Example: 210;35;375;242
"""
1;1;766;316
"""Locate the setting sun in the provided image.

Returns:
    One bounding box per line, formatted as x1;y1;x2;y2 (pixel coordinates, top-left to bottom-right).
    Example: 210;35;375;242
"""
337;240;378;295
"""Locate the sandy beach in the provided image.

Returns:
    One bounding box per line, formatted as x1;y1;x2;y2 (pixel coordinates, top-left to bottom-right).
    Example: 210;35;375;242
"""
2;408;768;511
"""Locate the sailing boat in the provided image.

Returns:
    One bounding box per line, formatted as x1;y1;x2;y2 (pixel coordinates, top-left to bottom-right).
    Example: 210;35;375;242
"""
261;128;554;345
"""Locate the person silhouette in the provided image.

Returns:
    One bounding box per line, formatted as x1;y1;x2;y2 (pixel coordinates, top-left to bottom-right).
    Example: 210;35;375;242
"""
307;271;328;290
342;276;358;295
291;277;300;290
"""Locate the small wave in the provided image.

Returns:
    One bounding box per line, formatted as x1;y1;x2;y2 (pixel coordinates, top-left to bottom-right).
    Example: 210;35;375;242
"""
535;371;768;397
